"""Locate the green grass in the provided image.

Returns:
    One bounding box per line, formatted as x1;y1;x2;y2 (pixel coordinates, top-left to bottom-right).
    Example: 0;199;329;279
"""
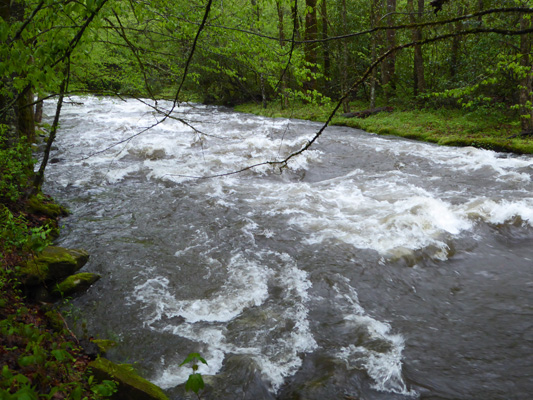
235;100;533;154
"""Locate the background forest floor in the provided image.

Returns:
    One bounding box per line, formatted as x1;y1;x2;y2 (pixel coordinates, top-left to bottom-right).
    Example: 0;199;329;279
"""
235;100;533;155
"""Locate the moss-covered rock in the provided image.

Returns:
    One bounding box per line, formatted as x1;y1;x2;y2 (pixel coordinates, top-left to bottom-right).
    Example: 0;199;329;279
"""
89;357;169;400
52;272;101;297
27;195;69;218
92;339;117;355
21;246;89;286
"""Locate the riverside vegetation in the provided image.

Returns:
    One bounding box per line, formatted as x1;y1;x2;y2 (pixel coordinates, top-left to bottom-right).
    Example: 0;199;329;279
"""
236;99;533;155
0;128;172;399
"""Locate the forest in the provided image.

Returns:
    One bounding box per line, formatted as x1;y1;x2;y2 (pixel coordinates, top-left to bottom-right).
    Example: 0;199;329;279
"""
2;0;533;147
2;0;533;399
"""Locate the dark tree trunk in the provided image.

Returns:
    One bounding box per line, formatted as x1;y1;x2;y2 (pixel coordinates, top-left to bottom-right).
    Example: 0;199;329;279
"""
34;97;44;123
276;0;289;109
17;86;36;142
340;0;350;112
320;0;330;81
304;0;318;92
369;0;379;108
381;0;396;102
409;0;426;96
0;0;13;130
450;5;465;78
291;1;300;40
520;14;533;132
1;1;36;142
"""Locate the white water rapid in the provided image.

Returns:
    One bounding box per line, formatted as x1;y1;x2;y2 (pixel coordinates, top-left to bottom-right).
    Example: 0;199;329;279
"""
43;96;533;400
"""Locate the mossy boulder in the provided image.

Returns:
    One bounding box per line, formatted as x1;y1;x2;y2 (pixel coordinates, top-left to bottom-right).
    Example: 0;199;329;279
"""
27;195;69;218
92;339;117;355
89;357;169;400
52;272;101;297
21;246;89;286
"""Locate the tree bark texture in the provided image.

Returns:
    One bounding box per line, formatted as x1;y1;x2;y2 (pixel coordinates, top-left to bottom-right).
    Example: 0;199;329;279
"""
320;0;330;82
340;0;350;112
0;1;35;142
408;0;426;95
381;0;396;102
369;0;379;108
520;14;533;132
304;0;318;92
276;1;289;109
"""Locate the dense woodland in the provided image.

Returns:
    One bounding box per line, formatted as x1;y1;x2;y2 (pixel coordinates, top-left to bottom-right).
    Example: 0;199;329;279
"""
2;1;533;149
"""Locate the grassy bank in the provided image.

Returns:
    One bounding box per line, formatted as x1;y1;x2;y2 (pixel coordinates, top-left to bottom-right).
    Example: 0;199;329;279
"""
235;101;533;155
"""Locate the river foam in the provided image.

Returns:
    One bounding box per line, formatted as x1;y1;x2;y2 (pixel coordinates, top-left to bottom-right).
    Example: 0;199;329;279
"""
43;96;533;398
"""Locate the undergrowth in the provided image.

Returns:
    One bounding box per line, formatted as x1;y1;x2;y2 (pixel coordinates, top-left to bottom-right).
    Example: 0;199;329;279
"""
0;268;117;399
1;122;117;399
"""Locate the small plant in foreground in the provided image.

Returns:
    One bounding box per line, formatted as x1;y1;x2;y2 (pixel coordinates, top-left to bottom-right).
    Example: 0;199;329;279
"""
180;352;208;399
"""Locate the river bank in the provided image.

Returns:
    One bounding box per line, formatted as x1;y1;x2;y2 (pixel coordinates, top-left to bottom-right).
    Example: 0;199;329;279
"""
0;189;169;398
235;100;533;154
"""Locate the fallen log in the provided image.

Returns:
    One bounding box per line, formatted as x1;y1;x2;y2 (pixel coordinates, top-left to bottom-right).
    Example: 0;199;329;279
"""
507;130;533;139
341;106;393;119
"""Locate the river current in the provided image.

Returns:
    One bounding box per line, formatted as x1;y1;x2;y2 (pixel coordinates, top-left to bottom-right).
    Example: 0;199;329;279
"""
42;96;533;399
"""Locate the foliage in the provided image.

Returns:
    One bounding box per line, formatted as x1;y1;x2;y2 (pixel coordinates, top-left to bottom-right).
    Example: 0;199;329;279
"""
236;99;533;154
0;205;54;269
0;125;34;204
180;352;208;398
0;268;117;400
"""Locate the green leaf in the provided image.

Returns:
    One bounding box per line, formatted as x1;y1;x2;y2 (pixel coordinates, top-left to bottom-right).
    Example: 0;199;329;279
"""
51;349;73;362
184;373;205;394
71;384;83;400
13;386;39;400
18;355;36;367
179;352;208;367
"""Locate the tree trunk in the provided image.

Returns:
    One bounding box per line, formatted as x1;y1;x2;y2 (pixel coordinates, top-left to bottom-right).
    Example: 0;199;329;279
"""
34;97;44;123
381;0;396;102
16;86;36;142
0;0;12;129
291;1;300;40
369;0;379;108
408;0;426;96
1;0;36;142
450;5;465;79
304;0;318;92
340;0;350;112
520;14;533;132
320;0;330;83
276;1;289;109
34;67;68;191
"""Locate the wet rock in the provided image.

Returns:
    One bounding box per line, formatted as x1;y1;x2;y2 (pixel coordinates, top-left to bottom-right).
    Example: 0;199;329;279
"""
79;338;100;359
89;357;169;400
52;272;101;297
21;246;89;286
201;355;276;400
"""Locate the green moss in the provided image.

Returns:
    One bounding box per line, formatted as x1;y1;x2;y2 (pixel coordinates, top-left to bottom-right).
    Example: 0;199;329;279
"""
89;357;169;400
44;309;66;331
27;195;69;218
53;272;100;297
20;246;89;285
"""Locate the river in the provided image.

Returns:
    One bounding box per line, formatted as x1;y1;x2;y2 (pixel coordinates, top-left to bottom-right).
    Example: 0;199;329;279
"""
42;96;533;399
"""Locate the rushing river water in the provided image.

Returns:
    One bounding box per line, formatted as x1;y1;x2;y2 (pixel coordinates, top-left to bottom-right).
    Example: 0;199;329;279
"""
42;96;533;399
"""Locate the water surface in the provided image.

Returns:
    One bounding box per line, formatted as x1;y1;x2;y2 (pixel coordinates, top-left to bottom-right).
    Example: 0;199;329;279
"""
43;96;533;399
